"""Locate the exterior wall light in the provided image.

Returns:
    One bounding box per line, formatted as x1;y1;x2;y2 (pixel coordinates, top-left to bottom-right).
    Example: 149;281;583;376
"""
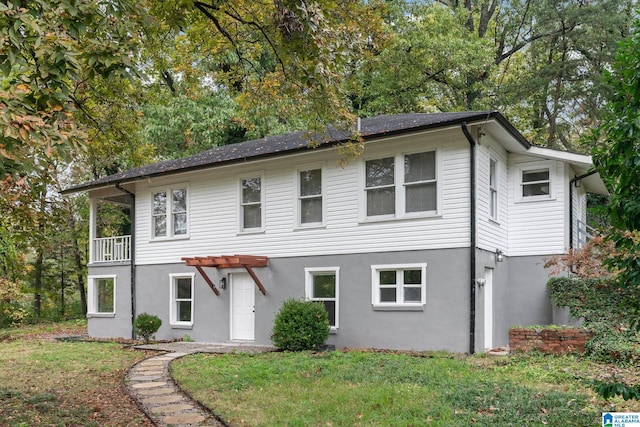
219;277;227;289
495;249;504;263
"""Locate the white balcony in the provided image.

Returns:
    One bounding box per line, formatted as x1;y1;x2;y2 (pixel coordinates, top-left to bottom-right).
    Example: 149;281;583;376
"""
93;235;131;263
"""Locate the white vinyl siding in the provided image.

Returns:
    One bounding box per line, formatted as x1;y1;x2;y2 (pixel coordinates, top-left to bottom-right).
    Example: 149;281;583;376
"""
508;157;566;256
133;131;472;265
477;141;508;253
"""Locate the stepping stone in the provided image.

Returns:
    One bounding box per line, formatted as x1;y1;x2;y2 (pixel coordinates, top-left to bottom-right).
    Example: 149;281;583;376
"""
129;375;163;381
150;403;194;414
130;381;167;389
136;387;175;396
143;395;184;404
162;413;206;425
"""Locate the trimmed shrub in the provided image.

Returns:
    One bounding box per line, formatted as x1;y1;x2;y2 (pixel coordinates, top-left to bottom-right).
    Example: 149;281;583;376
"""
271;298;329;351
134;313;162;343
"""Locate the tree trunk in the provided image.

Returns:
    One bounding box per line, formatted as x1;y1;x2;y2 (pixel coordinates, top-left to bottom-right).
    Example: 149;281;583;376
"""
67;210;88;316
34;248;43;317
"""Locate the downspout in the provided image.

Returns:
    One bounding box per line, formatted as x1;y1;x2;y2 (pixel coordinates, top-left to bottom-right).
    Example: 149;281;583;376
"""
461;123;477;355
116;183;136;339
568;170;597;249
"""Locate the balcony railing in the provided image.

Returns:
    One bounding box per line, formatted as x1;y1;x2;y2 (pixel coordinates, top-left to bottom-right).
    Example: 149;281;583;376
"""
576;220;595;249
93;235;131;263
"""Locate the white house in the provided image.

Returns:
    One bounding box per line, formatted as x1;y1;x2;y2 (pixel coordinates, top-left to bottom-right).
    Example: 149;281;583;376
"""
61;112;607;353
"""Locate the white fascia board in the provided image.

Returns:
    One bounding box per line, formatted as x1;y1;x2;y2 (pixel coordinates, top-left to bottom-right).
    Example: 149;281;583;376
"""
526;146;608;195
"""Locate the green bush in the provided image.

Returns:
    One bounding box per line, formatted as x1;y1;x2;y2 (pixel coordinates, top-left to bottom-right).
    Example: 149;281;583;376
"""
134;313;162;343
548;277;640;364
271;299;329;351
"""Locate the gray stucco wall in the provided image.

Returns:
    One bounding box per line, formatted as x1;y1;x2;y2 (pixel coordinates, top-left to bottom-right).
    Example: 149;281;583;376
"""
506;255;555;327
86;249;555;352
87;264;132;339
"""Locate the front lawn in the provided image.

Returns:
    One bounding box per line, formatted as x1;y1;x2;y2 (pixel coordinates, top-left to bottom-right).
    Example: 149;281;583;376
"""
0;321;152;427
173;350;640;426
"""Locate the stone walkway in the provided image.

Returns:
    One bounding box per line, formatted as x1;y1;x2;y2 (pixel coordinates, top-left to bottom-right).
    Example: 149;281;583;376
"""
124;342;275;427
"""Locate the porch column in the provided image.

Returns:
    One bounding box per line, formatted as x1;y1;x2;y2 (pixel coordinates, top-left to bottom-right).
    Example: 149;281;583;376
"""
89;197;97;264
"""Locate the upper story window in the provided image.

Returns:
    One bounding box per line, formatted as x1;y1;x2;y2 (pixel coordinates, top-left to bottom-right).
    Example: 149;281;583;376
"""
169;273;194;327
364;150;438;219
371;263;427;310
518;161;553;201
152;186;188;239
88;275;116;317
489;158;498;219
305;267;339;330
299;168;323;226
240;175;263;231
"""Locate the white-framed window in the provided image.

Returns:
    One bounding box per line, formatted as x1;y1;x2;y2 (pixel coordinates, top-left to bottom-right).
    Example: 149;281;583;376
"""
371;263;427;309
169;273;194;327
239;174;264;231
298;168;324;226
305;267;339;330
365;156;396;217
489;157;498;220
152;185;188;239
518;162;553;201
363;150;438;219
87;275;116;316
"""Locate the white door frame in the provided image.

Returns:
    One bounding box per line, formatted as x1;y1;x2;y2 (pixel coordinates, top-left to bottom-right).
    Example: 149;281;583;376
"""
483;267;493;350
230;272;255;341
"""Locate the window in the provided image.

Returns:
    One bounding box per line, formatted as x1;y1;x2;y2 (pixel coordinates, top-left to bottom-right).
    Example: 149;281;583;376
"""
299;168;323;225
365;157;395;216
371;264;426;308
364;151;438;219
305;267;339;330
170;274;194;327
88;275;116;316
518;163;552;200
489;158;498;219
152;186;188;238
404;151;436;213
240;176;263;230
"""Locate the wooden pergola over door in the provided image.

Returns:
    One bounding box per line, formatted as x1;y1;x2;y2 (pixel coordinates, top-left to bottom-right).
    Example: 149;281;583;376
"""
182;255;268;296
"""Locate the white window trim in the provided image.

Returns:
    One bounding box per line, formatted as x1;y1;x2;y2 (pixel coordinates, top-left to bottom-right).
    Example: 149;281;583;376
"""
305;267;340;332
360;150;441;222
238;172;265;233
150;183;190;241
489;157;498;221
371;263;427;310
169;273;195;328
516;161;554;202
295;164;326;229
87;274;116;318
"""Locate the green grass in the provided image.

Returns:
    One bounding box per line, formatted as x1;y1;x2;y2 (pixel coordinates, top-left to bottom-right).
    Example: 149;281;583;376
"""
0;321;151;426
172;350;640;426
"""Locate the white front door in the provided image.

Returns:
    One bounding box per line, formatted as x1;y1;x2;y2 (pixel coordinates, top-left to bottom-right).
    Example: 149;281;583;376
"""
483;268;493;350
231;273;255;341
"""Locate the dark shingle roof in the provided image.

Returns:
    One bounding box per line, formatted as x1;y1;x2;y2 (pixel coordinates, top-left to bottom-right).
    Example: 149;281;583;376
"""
61;111;527;194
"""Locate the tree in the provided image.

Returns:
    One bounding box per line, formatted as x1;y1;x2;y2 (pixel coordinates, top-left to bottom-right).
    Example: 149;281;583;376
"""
0;0;146;175
591;17;640;328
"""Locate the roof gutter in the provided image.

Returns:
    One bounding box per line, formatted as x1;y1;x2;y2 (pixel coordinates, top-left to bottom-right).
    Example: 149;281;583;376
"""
115;183;137;339
461;122;477;355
